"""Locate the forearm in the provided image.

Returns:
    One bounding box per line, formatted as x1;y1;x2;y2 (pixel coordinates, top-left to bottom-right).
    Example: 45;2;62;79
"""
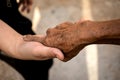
0;20;23;57
92;19;120;39
87;19;120;45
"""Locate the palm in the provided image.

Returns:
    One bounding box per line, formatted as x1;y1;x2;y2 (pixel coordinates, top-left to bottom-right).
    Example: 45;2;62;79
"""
18;41;51;60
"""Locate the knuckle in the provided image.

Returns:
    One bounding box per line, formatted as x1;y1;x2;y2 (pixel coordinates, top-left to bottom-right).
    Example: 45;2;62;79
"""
46;28;52;34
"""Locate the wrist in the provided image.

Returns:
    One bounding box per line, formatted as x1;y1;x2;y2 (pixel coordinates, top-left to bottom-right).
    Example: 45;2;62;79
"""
89;19;120;44
91;19;120;40
82;20;111;42
76;20;100;45
8;35;24;59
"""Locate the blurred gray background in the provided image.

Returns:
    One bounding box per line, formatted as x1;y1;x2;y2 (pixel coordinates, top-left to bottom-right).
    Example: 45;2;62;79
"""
0;0;120;80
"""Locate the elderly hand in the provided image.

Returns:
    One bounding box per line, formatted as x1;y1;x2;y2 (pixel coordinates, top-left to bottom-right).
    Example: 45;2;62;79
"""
23;20;97;62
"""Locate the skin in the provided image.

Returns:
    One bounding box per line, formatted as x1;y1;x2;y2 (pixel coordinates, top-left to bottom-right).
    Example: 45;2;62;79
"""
18;0;33;13
0;20;64;61
23;19;120;62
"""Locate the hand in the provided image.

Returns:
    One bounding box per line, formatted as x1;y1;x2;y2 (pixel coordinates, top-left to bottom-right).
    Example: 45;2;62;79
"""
43;21;91;61
0;20;64;61
14;35;64;61
23;20;97;62
18;0;33;13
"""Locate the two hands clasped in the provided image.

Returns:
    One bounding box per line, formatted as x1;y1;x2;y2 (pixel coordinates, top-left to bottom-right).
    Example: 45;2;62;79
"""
23;19;120;62
23;20;92;62
12;0;120;61
1;19;120;62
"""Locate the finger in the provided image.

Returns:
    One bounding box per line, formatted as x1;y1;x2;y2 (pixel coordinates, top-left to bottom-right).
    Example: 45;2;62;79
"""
18;0;24;7
18;0;28;12
34;46;64;60
18;0;27;12
26;0;33;13
52;48;64;60
27;5;32;13
33;35;46;43
55;22;73;29
21;2;27;12
27;0;33;5
23;35;46;43
46;22;73;36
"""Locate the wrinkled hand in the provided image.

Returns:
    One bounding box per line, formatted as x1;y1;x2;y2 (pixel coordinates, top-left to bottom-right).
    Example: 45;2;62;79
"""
18;0;33;13
23;20;97;62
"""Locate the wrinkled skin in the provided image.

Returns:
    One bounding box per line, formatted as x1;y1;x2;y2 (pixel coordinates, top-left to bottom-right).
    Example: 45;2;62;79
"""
23;20;97;62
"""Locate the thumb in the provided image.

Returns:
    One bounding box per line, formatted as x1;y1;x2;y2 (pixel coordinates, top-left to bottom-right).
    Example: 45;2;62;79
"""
52;48;64;61
34;45;64;61
43;47;64;61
